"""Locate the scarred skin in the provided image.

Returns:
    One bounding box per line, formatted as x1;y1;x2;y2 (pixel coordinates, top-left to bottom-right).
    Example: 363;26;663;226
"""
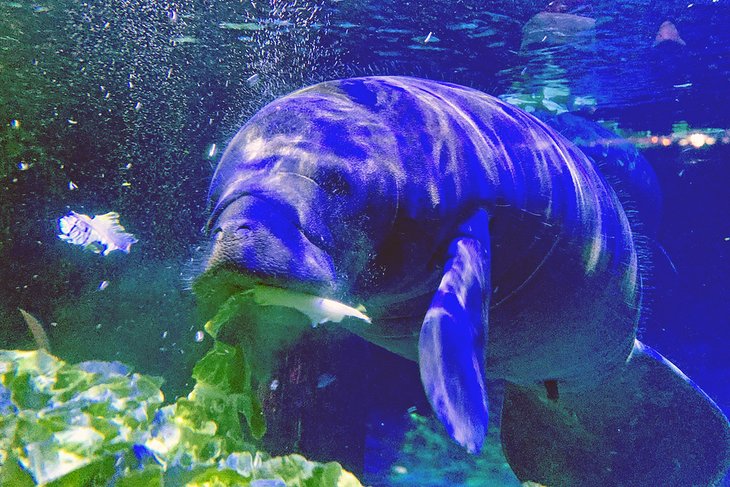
198;76;730;486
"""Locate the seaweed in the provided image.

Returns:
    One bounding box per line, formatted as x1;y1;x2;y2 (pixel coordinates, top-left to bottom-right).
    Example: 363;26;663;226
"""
0;348;363;486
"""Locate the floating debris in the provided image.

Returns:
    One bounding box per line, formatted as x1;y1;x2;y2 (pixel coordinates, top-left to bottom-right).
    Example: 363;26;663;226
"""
68;181;78;190
98;280;109;291
413;32;440;44
206;143;217;158
10;119;20;128
18;162;30;171
194;330;204;342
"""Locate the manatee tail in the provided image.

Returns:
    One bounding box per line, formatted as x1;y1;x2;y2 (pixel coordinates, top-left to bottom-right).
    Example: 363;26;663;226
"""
500;340;730;486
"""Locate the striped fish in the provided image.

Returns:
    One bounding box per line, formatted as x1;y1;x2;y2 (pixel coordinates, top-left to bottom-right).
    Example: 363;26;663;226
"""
58;211;137;255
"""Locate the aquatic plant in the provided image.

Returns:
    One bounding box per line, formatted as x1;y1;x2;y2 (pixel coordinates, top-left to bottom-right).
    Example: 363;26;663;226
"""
0;347;363;486
386;410;520;487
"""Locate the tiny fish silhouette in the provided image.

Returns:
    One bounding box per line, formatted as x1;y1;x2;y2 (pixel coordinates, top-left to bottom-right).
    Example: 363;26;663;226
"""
654;20;686;47
58;211;137;255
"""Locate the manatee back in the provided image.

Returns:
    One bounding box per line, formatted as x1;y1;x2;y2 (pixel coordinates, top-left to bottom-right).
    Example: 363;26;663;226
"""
536;111;662;236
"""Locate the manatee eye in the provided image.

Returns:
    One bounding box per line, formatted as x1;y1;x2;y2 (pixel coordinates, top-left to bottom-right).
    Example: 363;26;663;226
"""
315;167;352;197
235;223;252;236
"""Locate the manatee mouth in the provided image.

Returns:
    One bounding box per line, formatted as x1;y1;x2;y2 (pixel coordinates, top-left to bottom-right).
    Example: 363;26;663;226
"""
192;267;370;329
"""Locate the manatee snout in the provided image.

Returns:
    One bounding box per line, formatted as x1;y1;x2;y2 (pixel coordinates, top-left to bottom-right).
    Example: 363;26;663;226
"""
203;196;336;292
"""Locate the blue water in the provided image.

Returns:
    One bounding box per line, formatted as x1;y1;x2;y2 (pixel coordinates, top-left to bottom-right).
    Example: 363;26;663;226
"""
1;0;728;485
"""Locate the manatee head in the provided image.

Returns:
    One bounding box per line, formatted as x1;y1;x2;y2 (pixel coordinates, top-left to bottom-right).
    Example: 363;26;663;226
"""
195;84;401;311
202;183;337;296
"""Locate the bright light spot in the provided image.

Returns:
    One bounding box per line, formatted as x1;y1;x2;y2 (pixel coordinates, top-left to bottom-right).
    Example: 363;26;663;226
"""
705;136;716;146
661;137;672;146
688;133;707;148
650;136;659;144
678;139;689;146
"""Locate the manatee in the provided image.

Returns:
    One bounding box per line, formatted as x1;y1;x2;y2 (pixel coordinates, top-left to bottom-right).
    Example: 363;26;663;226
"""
195;76;730;486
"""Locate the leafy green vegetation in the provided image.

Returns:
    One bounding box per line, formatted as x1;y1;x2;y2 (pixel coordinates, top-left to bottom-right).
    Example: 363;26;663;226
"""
0;348;362;486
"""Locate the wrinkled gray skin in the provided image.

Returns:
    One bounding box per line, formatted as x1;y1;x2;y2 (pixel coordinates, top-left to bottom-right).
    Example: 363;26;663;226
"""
199;76;730;486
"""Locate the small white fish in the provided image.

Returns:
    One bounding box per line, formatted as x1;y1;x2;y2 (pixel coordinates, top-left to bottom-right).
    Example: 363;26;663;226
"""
58;211;138;255
245;285;371;326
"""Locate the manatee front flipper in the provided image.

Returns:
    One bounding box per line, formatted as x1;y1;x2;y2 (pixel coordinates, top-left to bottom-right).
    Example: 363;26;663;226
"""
418;209;491;454
501;340;730;486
